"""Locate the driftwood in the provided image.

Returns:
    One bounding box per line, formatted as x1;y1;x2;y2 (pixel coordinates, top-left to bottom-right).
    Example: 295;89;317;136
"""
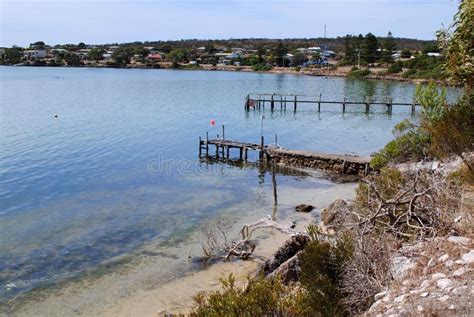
201;216;300;260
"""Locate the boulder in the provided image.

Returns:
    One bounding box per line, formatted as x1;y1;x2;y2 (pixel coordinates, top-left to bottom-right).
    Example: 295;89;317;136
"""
266;252;303;284
321;198;352;229
295;204;314;213
262;234;310;278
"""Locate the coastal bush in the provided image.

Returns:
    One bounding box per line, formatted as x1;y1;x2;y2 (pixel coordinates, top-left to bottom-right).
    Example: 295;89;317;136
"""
192;274;303;316
387;61;403;74
347;68;371;78
252;63;272;71
401;68;416;78
298;236;353;316
370;120;430;169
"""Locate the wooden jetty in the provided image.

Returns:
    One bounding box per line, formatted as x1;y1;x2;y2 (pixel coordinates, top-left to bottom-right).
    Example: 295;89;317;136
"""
199;130;371;176
245;93;420;115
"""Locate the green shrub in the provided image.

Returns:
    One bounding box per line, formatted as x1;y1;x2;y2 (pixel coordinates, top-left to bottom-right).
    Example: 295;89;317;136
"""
370;119;431;169
192;274;303;316
401;68;416;78
252;63;272;71
387;62;403;74
298;237;353;316
348;68;371;78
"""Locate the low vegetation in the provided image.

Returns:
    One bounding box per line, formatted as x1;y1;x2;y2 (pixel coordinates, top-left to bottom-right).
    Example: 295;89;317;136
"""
347;67;371;78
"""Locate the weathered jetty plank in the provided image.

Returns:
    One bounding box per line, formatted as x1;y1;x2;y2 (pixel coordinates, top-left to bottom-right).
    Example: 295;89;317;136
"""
199;137;370;176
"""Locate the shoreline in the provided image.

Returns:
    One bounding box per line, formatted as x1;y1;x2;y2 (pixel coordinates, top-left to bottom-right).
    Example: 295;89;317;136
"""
1;62;447;86
2;180;357;316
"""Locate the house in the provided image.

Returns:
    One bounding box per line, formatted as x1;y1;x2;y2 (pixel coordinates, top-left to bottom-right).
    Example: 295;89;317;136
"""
76;48;91;59
321;50;336;58
147;53;163;61
307;47;321;54
23;49;46;60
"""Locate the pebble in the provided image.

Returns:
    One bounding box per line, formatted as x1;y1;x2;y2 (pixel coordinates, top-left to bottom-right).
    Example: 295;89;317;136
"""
438;254;449;262
394;294;405;303
461;250;474;264
445;259;454;267
453;267;467;276
432;273;446;280
374;290;388;301
420;292;429;297
420;280;431;289
447;236;471;245
437;278;453;289
417;305;424;312
449;305;455;310
438;295;450;302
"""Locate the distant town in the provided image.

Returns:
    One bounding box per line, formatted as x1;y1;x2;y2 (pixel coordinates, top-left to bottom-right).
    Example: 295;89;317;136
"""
0;34;445;81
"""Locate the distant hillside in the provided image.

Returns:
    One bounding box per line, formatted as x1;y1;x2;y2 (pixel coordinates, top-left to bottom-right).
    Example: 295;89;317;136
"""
109;37;436;53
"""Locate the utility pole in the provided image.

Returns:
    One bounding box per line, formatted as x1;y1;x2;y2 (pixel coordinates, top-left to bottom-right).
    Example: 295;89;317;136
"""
357;50;361;69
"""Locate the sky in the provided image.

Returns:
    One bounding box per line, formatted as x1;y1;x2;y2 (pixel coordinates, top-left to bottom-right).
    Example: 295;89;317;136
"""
0;0;459;47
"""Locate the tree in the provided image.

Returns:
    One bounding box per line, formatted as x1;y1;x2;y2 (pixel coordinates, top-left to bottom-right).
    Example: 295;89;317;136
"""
3;47;23;64
401;49;412;59
30;41;45;49
362;33;379;64
88;48;104;62
77;42;86;49
112;47;134;66
167;49;187;67
257;46;266;64
65;53;81;66
273;41;287;67
381;31;397;64
291;51;308;66
437;0;474;90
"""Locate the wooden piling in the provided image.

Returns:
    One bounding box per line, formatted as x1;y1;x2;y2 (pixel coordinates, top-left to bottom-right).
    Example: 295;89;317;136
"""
387;97;393;115
411;97;416;115
271;94;275;111
199;136;202;156
259;136;264;160
342;95;346;112
206;131;209;155
365;96;370;114
222;125;225;140
318;93;322;112
294;95;297;112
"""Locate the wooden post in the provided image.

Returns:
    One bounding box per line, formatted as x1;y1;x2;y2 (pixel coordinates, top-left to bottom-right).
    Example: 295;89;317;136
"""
239;148;243;160
215;144;219;157
274;133;278;146
318;93;322;112
199;136;202;156
271;94;275;111
245;94;249;111
272;164;278;205
222;125;225;140
411;97;416;115
206;131;209;155
387;97;392;115
365;96;370;114
244;148;248;161
294;95;297;112
284;96;287;110
226;146;230;158
259;135;264;160
280;95;283;110
342;95;346;112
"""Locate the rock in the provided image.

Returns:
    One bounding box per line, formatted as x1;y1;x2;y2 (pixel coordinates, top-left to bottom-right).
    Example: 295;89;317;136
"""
420;292;429;298
438;254;449;262
392;256;415;280
461;250;474;264
438;295;450;302
447;236;471;245
267;252;302;284
321;198;352;228
453;267;467;277
262;234;310;277
417;305;424;312
420;280;431;289
394;294;406;303
437;278;453;289
374;290;388;301
432;273;446;280
445;260;454;267
295;204;314;213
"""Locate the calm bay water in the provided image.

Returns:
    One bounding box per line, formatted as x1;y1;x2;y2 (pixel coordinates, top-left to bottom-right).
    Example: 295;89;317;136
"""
0;67;459;301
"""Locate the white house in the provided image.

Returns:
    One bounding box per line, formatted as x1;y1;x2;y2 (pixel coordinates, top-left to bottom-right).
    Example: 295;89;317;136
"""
23;49;46;60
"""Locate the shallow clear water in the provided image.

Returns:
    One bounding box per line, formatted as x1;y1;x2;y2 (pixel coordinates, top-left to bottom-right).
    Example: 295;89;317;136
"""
0;67;459;300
